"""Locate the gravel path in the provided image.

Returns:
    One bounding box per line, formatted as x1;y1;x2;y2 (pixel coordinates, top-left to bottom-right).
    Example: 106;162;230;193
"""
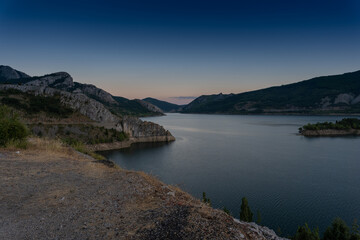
0;147;286;240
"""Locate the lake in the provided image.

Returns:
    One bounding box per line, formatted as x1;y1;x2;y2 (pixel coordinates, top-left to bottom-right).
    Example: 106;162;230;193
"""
101;113;360;236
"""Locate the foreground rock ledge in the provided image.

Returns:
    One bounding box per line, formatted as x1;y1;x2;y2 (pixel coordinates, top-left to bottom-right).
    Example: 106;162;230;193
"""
0;148;286;240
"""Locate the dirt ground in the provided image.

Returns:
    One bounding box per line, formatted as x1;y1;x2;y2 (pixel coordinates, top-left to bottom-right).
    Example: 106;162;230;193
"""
0;142;285;240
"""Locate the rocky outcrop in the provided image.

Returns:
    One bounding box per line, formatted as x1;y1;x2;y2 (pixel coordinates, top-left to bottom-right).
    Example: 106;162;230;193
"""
334;93;355;105
25;72;75;88
116;116;175;140
0;65;30;80
234;220;289;240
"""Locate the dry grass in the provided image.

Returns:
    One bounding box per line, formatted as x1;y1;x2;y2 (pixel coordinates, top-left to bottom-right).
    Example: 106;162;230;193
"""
26;137;75;157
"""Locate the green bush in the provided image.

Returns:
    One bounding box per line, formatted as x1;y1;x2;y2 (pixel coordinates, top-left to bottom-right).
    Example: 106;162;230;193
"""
0;105;29;147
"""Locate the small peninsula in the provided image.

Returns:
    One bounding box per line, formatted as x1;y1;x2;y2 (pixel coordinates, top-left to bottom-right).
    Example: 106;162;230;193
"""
299;118;360;136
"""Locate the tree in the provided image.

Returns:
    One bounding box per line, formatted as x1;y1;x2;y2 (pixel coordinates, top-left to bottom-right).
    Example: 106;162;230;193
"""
323;218;350;240
240;197;253;222
293;223;320;240
256;210;262;225
350;219;360;240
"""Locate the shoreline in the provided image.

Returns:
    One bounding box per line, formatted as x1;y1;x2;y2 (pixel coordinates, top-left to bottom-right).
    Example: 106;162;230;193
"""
300;129;360;137
173;112;360;117
86;135;176;152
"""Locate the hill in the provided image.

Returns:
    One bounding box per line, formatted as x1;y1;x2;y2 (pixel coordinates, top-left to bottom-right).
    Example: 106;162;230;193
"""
143;97;182;112
182;70;360;114
0;65;174;146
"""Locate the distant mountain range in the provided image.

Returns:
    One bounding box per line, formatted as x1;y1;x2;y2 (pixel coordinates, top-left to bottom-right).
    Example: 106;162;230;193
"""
0;65;163;117
142;97;183;112
181;70;360;114
2;65;360;116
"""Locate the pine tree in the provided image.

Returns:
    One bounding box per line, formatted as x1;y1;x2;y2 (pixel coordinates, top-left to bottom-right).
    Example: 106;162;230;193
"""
293;223;320;240
240;197;253;222
351;219;360;240
323;218;350;240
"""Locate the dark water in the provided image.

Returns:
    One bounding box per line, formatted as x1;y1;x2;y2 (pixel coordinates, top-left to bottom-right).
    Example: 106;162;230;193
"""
102;114;360;236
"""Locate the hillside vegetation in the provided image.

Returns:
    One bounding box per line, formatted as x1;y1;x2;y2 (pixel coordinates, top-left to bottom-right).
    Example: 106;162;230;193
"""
300;118;360;131
0;89;74;117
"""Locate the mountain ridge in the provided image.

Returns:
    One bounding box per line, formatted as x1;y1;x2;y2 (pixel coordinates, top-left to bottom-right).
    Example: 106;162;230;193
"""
0;65;163;117
142;97;183;112
182;70;360;114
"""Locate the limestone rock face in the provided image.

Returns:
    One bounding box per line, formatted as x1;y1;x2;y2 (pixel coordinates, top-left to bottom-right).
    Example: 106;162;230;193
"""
75;83;118;105
25;72;75;88
118;116;175;140
0;65;30;80
334;93;354;105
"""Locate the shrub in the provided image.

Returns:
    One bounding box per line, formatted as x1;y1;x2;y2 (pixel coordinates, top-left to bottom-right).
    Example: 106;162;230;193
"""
0;105;29;147
202;192;211;206
223;207;231;215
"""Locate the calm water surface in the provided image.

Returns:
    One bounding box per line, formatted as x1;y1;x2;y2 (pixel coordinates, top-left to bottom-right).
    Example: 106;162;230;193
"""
102;114;360;236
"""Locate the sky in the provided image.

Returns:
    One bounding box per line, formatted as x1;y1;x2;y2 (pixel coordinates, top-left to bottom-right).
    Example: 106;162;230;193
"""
1;0;360;104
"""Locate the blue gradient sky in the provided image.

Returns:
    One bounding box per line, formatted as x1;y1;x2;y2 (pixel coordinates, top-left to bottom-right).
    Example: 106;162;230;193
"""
1;0;360;104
